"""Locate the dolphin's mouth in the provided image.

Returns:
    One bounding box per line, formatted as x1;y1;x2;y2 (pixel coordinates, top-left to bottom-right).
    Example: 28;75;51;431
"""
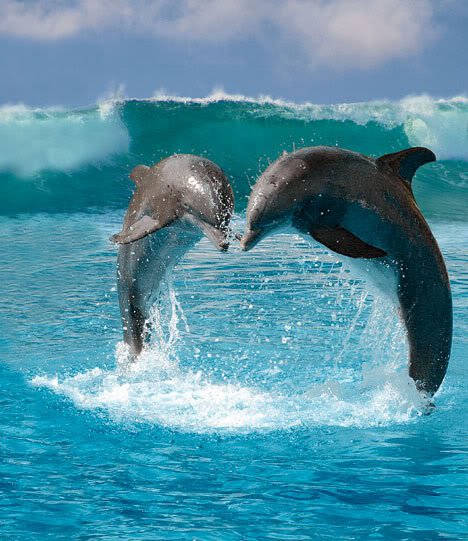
200;224;230;251
240;228;262;251
185;214;230;251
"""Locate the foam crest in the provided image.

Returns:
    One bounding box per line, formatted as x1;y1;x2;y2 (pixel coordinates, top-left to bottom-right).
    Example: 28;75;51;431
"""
399;95;468;160
0;103;129;176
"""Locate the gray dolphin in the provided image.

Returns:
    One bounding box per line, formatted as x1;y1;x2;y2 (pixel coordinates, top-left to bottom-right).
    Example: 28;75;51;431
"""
240;146;452;396
112;154;234;356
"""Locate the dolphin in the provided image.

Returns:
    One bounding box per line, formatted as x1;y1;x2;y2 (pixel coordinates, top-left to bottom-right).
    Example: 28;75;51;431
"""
240;146;452;396
112;154;234;356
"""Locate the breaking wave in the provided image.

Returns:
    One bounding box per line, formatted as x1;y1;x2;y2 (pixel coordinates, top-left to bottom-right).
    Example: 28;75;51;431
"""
1;93;466;217
0;102;129;177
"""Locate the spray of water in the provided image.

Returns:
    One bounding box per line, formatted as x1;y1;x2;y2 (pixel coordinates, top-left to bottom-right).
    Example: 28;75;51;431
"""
32;240;430;433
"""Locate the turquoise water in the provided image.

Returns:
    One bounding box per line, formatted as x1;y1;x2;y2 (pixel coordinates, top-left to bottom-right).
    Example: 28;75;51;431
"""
1;96;467;539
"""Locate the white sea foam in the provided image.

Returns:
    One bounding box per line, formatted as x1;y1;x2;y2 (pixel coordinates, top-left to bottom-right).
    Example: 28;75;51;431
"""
31;350;427;433
401;95;468;160
0;102;129;176
150;88;468;111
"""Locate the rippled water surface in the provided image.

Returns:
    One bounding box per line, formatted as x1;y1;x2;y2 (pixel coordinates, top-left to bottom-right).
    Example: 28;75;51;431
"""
1;212;467;539
1;97;467;539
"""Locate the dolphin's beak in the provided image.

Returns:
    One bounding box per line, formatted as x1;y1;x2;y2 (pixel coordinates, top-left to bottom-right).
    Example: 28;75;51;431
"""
204;224;230;251
240;228;262;251
183;214;230;251
196;218;230;251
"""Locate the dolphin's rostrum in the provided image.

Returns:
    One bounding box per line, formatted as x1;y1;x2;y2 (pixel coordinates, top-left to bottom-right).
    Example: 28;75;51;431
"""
112;154;234;356
241;146;452;397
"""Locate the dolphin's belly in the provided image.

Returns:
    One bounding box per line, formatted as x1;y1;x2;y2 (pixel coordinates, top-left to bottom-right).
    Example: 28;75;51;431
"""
118;221;202;314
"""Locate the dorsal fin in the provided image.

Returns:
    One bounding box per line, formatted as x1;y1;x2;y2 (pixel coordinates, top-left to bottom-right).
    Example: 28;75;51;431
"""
129;165;150;184
376;147;436;183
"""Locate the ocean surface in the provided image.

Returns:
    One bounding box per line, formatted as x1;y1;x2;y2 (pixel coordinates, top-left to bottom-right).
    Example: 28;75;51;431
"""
1;95;467;539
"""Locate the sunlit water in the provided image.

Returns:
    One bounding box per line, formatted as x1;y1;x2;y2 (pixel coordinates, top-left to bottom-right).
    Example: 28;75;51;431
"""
1;96;467;539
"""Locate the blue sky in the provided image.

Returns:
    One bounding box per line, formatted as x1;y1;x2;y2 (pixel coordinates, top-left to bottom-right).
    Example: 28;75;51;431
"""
0;0;466;107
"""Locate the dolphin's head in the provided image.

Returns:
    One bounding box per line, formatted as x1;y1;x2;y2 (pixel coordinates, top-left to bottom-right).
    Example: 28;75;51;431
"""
112;157;235;248
181;169;235;252
240;189;280;251
241;164;299;251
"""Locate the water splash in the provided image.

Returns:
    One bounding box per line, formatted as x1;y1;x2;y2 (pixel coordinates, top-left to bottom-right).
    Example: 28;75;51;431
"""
31;356;427;433
32;259;429;433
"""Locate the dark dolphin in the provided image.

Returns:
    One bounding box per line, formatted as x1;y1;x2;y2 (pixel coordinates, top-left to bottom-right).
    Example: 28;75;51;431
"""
241;146;452;396
112;154;234;356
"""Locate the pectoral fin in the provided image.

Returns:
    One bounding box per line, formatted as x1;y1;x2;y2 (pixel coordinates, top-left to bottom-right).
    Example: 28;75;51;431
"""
309;225;387;259
111;216;161;244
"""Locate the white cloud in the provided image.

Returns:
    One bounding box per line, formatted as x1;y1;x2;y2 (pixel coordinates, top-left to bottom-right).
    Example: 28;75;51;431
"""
275;0;437;68
0;0;131;39
0;0;439;68
149;0;264;41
